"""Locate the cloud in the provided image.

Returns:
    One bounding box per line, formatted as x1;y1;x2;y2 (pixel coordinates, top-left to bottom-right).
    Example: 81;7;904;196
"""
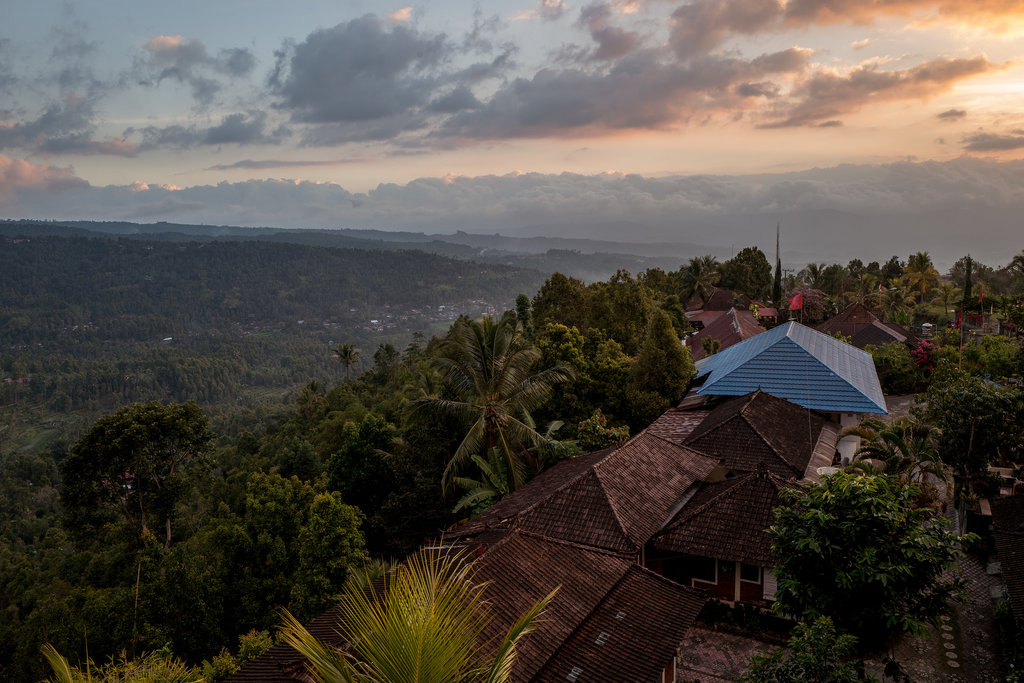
438;47;811;139
10;158;1024;270
764;56;1000;127
205;158;368;171
578;3;642;61
270;16;449;124
541;0;569;20
129;111;284;150
0;94;100;152
0;155;88;206
664;0;1021;61
962;131;1024;151
851;39;870;50
388;7;413;22
937;108;966;119
670;0;783;61
139;35;256;105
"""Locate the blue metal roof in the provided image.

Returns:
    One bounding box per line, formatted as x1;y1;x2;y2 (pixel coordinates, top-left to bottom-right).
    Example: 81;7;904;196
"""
695;321;887;414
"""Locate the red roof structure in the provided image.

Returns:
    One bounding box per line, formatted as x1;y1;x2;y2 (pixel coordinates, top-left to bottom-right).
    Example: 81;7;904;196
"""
818;302;916;349
653;468;802;566
683;390;836;479
230;531;707;683
686;307;765;361
450;431;718;553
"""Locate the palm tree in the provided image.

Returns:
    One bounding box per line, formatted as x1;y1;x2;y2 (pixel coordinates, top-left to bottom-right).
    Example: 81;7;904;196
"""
681;255;720;303
798;262;826;290
334;343;361;382
453;448;510;515
878;276;916;325
932;282;960;317
842;417;950;493
904;252;940;304
409;311;574;491
279;547;555;683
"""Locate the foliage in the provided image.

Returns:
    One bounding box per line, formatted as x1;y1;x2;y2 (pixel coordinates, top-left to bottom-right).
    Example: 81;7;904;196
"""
278;547;556;683
740;617;866;683
720;247;772;300
770;473;969;651
409;311;574;490
914;362;1024;484
785;287;831;323
626;309;694;430
41;644;202;683
866;342;926;394
201;630;273;683
842;417;949;503
576;410;629;451
452;448;510;516
59;401;214;549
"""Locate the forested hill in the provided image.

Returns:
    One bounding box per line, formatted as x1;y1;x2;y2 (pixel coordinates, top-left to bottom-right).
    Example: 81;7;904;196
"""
1;234;544;343
0;233;545;452
0;219;690;282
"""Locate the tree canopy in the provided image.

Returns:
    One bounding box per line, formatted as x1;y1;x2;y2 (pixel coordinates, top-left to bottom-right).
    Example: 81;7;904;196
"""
769;473;969;651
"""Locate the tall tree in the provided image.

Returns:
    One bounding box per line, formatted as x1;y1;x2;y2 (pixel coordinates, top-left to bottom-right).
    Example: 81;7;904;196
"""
904;252;940;304
409;311;575;490
60;401;214;550
279;547;555;683
720;247;772;300
680;255;721;303
334;343;361;383
626;309;694;429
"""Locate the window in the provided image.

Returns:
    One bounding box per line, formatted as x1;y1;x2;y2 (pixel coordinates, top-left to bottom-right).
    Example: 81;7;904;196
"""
690;557;716;584
740;563;761;583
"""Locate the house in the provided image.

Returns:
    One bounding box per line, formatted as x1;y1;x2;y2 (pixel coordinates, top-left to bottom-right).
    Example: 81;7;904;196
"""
817;302;917;350
232;433;718;683
649;467;802;606
685;307;765;361
693;319;886;465
685;288;753;330
229;531;706;683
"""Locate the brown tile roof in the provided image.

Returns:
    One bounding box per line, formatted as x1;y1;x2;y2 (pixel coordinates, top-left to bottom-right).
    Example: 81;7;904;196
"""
992;497;1024;625
849;320;911;349
228;604;345;682
533;565;706;683
645;408;712;444
451;432;718;553
471;532;647;681
819;303;918;348
653;469;803;566
703;288;753;311
232;532;702;683
683;390;828;479
687;308;765;361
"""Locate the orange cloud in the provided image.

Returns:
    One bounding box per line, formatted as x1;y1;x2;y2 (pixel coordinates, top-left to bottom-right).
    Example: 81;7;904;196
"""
764;55;1005;127
0;155;88;206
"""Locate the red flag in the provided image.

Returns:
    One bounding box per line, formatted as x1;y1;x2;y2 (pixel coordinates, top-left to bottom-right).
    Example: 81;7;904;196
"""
840;281;845;295
955;306;962;329
978;285;984;305
789;292;803;310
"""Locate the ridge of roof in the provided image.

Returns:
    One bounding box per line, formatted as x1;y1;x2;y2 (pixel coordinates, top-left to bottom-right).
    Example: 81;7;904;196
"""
685;391;805;478
662;468;798;531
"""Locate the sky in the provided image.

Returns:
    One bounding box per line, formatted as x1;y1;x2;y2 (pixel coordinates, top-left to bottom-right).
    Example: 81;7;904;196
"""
3;0;1024;269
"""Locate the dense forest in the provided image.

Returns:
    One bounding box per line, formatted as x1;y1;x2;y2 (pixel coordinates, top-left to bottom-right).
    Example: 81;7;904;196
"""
2;236;1024;680
0;232;546;453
